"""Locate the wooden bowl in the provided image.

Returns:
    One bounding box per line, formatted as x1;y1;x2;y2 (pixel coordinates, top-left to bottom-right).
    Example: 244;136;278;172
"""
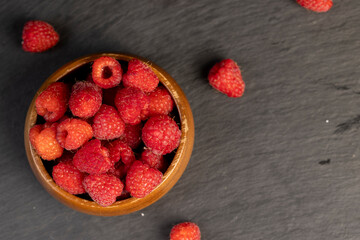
24;53;194;216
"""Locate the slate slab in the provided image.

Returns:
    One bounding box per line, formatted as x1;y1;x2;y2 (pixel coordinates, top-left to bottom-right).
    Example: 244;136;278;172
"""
0;1;359;239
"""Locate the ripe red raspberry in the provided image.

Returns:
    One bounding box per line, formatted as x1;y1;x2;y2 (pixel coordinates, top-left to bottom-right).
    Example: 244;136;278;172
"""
122;59;159;93
142;115;181;155
208;59;245;98
142;86;174;119
29;123;63;160
56;118;93;150
115;87;149;125
170;222;201;240
141;149;168;173
22;20;59;53
35;82;69;122
73;139;112;174
92;104;125;140
125;161;163;198
106;140;135;165
69;81;102;118
297;0;333;12
107;161;129;179
119;123;142;149
52;160;86;195
83;173;124;207
92;57;122;89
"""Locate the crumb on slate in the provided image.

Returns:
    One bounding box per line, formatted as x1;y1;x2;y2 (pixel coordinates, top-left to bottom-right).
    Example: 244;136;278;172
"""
319;159;331;165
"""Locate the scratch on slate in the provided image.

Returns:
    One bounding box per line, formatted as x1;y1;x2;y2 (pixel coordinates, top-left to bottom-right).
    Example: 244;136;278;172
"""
334;115;360;134
322;83;360;95
332;84;350;90
319;159;331;165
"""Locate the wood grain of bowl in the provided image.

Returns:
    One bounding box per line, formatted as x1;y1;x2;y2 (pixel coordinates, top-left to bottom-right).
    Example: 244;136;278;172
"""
24;53;194;216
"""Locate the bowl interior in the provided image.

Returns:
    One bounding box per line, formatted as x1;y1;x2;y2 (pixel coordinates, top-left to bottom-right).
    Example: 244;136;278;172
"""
24;53;194;216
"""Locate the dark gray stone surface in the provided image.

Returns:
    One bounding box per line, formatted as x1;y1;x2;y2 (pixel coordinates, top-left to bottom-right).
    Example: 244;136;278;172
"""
1;0;360;239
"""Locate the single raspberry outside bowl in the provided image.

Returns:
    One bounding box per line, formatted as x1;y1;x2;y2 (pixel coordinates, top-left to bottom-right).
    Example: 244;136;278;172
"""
24;53;194;216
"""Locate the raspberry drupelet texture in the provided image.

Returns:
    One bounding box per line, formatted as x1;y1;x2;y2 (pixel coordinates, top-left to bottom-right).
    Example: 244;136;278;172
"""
22;20;59;52
115;87;149;125
92;104;125;140
125;160;163;198
297;0;333;12
105;140;135;165
29;123;63;160
107;161;129;179
69;81;102;118
56;118;93;150
119;123;142;149
208;59;245;98
122;59;159;93
141;149;168;173
142;115;181;155
92;57;122;89
35;82;69;122
142;86;174;119
29;124;43;149
83;173;124;207
170;222;201;240
52;160;86;195
73;139;112;174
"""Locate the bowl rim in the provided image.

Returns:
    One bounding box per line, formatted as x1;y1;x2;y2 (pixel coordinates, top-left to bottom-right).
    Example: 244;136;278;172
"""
24;52;195;216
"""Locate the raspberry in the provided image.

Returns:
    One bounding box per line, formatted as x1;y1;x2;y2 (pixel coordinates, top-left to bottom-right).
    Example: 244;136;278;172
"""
52;160;86;195
141;149;168;172
106;140;135;165
108;161;129;179
142;115;181;155
83;173;123;207
73;139;112;174
122;59;159;93
119;123;142;149
69;81;102;118
170;222;201;240
56;118;93;150
29;124;43;148
115;87;149;125
92;104;125;140
208;59;245;98
35;82;69;122
125;161;163;198
29;123;63;160
297;0;333;12
144;86;174;118
92;57;122;89
22;20;59;53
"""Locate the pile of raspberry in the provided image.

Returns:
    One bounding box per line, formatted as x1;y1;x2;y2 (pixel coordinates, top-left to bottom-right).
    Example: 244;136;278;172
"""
29;56;181;207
